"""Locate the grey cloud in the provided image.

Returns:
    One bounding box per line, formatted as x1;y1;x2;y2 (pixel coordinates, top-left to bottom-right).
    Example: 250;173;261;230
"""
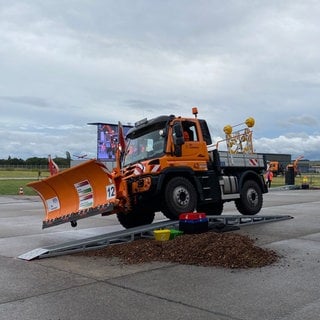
1;1;320;159
288;115;318;127
279;115;318;130
124;99;182;114
0;95;49;108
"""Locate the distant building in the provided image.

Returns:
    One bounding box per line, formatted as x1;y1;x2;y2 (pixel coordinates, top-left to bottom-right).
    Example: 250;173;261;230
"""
261;153;311;175
261;153;291;168
298;159;310;174
311;165;320;173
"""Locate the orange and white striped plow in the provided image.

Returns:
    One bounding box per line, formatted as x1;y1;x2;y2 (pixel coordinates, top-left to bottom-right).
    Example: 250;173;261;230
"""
28;160;117;228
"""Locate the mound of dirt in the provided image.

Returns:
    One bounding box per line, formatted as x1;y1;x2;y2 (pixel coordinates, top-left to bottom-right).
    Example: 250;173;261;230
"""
78;232;279;269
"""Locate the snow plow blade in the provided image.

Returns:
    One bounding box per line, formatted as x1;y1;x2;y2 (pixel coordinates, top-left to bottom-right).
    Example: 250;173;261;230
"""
28;160;117;229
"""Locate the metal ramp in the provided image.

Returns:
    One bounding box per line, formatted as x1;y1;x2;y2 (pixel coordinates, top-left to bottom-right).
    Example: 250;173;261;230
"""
18;215;293;261
208;214;293;226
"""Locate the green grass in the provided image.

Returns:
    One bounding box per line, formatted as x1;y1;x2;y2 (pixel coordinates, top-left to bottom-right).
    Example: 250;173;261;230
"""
0;169;50;178
0;169;319;196
271;173;320;188
0;170;50;195
0;179;38;195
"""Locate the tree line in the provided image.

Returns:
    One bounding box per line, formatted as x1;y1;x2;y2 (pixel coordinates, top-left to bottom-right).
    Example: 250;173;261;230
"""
0;156;70;167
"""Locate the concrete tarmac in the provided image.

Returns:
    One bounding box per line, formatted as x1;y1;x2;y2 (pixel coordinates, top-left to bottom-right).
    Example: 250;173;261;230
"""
0;189;320;320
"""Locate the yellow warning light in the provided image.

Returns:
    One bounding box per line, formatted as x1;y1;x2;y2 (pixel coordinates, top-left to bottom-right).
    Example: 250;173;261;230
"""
223;125;233;135
192;107;198;117
245;117;255;128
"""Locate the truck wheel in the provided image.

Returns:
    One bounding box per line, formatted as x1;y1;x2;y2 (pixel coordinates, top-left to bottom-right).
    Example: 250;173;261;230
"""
235;180;262;215
162;177;197;220
117;210;155;229
197;202;223;215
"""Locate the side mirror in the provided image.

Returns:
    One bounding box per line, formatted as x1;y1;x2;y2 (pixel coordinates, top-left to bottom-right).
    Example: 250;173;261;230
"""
173;122;185;144
172;122;184;156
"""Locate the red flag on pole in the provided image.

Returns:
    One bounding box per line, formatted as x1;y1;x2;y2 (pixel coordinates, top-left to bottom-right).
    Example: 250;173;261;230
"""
48;155;59;175
118;121;126;152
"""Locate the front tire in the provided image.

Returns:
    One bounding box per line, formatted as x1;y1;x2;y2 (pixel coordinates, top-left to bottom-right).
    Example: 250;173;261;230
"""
117;209;155;228
162;177;197;220
235;180;262;215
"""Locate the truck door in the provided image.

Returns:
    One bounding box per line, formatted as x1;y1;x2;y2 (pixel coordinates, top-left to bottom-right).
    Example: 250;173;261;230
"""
181;121;205;159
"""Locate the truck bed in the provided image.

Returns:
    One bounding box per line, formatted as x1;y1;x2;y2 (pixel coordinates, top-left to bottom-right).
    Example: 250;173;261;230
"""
209;150;265;169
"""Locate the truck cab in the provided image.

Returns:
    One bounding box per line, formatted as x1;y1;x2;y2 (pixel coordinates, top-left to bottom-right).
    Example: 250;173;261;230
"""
116;110;267;228
123;114;212;171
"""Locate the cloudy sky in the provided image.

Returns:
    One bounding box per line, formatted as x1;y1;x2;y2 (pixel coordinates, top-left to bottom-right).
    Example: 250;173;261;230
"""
1;0;320;161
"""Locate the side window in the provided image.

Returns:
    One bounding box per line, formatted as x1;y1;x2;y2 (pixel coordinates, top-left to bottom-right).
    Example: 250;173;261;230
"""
182;121;198;142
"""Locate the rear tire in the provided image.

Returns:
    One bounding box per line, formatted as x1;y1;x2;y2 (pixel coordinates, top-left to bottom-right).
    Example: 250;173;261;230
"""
235;180;262;215
162;177;197;220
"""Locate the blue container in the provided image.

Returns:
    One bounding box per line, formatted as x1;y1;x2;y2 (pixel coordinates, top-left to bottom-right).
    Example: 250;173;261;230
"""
179;214;208;234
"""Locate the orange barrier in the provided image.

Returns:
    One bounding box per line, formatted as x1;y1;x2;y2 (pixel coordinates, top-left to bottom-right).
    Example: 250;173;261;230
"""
28;160;117;228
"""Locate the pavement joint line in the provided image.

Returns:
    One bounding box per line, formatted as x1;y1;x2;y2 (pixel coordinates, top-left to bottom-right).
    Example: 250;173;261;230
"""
104;279;244;320
30;260;245;320
0;281;98;307
298;236;320;243
34;260;101;281
36;257;179;282
263;201;320;209
0;257;243;320
268;236;320;246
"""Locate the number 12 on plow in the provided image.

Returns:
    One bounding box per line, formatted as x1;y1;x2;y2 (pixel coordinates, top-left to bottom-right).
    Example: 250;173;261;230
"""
106;184;116;199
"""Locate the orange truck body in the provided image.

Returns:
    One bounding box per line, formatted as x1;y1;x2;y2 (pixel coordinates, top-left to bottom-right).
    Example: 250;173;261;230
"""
28;109;268;229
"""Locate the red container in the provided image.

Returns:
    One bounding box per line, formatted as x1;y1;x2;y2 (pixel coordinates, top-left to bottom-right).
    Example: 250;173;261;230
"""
179;212;207;221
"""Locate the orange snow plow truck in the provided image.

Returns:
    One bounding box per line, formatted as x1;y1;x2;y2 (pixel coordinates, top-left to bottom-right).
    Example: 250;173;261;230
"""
28;108;268;229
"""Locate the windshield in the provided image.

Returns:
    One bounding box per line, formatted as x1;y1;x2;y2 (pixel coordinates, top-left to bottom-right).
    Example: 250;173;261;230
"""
124;129;165;166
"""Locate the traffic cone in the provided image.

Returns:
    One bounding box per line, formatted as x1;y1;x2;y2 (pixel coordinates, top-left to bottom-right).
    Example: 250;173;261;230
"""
18;186;24;195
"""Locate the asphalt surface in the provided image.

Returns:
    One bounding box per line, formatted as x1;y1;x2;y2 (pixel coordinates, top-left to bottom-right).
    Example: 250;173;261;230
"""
0;189;320;320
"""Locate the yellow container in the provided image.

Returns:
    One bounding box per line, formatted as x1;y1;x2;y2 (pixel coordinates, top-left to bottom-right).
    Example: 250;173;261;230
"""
153;229;171;241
